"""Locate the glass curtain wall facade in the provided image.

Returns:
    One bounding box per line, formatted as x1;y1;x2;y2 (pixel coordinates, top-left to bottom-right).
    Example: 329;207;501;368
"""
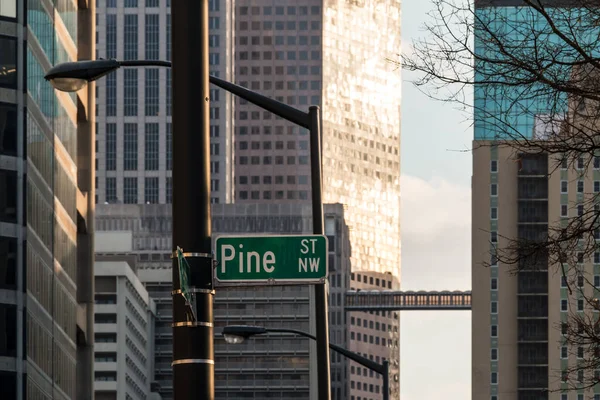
0;0;95;399
95;0;235;206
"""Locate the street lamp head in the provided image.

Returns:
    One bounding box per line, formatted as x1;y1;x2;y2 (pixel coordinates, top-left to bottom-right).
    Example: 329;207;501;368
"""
222;325;268;344
44;59;121;92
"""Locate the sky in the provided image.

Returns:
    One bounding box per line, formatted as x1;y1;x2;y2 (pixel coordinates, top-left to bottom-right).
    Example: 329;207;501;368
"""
399;0;473;398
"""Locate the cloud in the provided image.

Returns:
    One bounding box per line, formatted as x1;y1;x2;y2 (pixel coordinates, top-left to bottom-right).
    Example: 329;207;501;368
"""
400;175;471;290
400;175;472;399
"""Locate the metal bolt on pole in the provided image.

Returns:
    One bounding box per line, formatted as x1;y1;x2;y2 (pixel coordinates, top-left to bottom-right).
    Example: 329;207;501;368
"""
171;0;214;399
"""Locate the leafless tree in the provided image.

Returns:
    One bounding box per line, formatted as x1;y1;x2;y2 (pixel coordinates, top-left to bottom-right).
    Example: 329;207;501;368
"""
402;0;600;391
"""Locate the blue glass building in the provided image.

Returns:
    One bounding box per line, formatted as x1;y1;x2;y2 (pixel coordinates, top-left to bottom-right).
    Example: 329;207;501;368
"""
0;0;95;398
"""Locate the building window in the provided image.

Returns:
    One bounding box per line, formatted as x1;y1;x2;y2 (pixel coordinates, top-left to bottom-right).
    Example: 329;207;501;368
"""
105;14;117;59
491;207;497;220
145;123;159;170
561;204;568;217
491;325;497;337
490;184;498;196
490;160;497;172
578;204;584;216
491;231;497;243
145;177;159;204
123;123;138;170
491;348;497;361
105;178;117;203
124;69;138;116
145;14;159;59
561;299;568;312
491;278;497;290
561;180;568;193
578;156;585;170
166;123;172;170
595;156;600;170
145;68;159;116
123;178;138;204
595;275;600;287
105;123;116;170
123;14;138;60
166;177;172;204
491;301;497;314
561;346;567;359
491;372;497;385
577;180;584;193
578;299;584;311
106;73;117;116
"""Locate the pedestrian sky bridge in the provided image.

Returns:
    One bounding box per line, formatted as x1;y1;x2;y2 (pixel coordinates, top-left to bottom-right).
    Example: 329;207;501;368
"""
344;290;472;311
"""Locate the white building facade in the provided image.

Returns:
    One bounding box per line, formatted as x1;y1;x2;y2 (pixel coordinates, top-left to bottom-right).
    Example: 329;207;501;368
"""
94;232;158;400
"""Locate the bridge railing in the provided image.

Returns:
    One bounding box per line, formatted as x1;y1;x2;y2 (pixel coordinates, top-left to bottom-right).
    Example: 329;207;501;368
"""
345;290;472;311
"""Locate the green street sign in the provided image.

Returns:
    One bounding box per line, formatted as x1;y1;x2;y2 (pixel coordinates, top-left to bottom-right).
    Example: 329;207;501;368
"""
215;235;328;285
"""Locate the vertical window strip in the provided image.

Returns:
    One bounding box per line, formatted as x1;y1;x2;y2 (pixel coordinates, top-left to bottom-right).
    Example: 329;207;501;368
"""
124;123;138;171
145;123;159;170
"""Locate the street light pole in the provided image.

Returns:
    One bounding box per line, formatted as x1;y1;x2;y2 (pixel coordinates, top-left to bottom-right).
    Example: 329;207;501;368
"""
171;0;214;399
308;105;332;399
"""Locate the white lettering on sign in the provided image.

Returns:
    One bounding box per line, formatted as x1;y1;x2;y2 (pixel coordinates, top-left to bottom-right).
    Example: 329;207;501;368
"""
299;258;320;273
220;244;276;274
300;238;318;254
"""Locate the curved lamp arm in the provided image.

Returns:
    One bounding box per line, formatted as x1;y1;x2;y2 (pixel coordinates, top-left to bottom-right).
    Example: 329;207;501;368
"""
222;325;386;375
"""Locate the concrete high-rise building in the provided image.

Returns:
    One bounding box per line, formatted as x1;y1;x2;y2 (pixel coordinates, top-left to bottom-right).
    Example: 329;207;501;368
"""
94;0;235;205
0;1;96;399
94;232;158;400
471;3;600;400
233;0;402;279
95;203;400;400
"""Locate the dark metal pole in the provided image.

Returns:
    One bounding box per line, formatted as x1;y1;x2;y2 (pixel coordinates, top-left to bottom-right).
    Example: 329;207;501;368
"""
309;106;331;400
382;360;390;400
171;0;214;399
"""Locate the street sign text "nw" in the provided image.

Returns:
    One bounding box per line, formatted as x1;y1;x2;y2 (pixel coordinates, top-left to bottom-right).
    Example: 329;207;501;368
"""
215;235;328;285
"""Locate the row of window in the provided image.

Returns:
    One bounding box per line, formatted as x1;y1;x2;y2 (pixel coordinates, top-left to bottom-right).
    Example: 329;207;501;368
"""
349;380;380;394
238;49;321;62
238;5;320;16
239;140;309;150
239;35;320;47
105;176;162;204
490;156;600;173
237;190;308;201
238;155;310;165
104;122;177;171
238;175;309;185
561;180;600;193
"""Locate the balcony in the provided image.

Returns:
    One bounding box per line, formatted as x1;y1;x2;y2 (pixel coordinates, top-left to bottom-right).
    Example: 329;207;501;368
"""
518;178;548;200
518;343;548;365
518;154;548;177
518;319;548;342
518;272;548;294
518;295;548;318
518;366;548;389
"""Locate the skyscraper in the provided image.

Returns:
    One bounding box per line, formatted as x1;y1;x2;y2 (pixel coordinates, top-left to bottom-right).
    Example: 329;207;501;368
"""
471;2;600;399
233;0;402;280
0;1;95;399
94;0;235;205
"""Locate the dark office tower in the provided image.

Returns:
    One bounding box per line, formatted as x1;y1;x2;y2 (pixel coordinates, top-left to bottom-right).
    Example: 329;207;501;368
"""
0;1;96;399
94;0;235;205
